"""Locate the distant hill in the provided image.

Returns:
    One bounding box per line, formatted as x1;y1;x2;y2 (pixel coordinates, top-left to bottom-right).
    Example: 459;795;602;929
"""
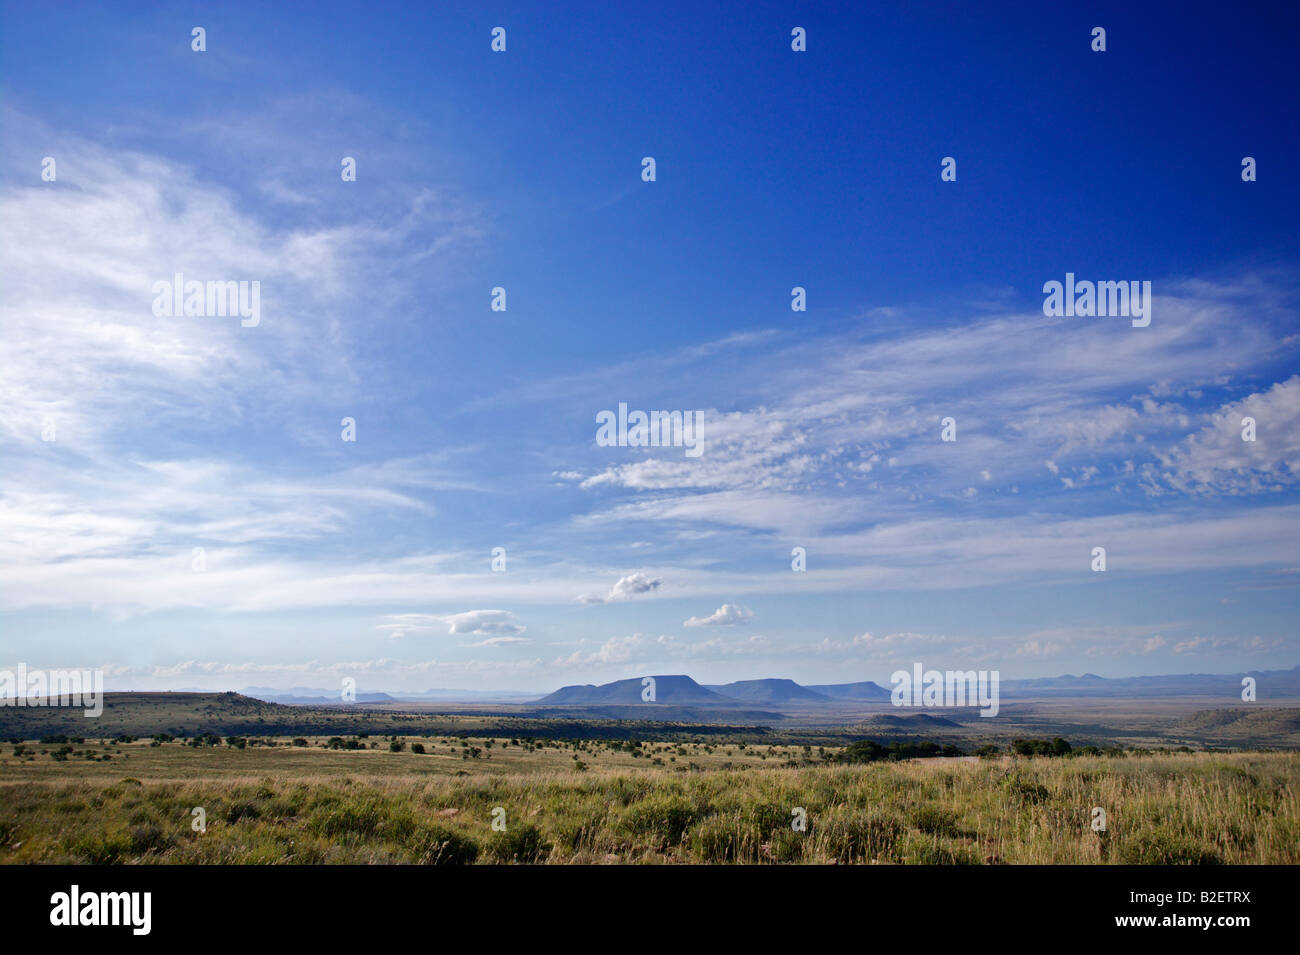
856;712;963;729
242;687;395;705
241;686;538;704
0;691;307;738
6;690;1299;747
508;704;783;724
1001;665;1300;699
236;665;1300;711
1172;707;1300;740
536;675;732;705
539;676;893;706
534;667;1300;707
706;678;829;703
0;692;782;740
806;680;893;701
242;686;345;700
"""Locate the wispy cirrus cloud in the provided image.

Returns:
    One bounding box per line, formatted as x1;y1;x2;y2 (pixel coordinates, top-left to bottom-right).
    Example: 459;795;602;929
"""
376;610;526;640
2;104;1297;686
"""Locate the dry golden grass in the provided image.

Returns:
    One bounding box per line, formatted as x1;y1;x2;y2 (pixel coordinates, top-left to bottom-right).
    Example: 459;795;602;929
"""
1;736;1295;864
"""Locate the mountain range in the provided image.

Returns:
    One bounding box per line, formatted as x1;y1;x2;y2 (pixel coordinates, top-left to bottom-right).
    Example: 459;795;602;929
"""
231;665;1300;708
533;666;1300;707
238;686;540;705
537;675;893;706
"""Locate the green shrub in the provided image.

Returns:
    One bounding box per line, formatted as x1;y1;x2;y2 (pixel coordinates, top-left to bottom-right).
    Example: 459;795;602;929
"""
690;816;758;863
487;824;550;864
225;801;261;824
622;795;697;844
413;825;479;865
1002;774;1050;804
308;800;383;838
1012;738;1072;757
896;832;980;864
908;805;968;838
553;810;606;853
1119;832;1223;865
128;823;172;855
818;810;901;863
746;801;790;834
769;826;807;863
65;830;134;864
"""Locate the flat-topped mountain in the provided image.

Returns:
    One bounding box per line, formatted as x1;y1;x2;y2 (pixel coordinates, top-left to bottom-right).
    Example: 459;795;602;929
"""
705;678;831;703
536;674;731;705
805;680;893;701
538;675;896;706
530;666;1300;708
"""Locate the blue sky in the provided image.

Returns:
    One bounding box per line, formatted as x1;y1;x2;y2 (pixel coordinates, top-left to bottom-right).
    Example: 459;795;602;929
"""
1;0;1298;693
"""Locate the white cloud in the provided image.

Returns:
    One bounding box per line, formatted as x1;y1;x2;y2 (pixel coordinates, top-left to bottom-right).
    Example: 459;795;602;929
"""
683;603;753;627
1156;376;1300;494
577;572;663;604
375;610;526;640
2;108;1296;689
461;636;531;648
443;610;526;637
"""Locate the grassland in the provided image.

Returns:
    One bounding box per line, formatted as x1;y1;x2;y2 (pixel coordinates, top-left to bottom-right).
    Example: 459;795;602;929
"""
1;734;1296;864
6;692;1298;749
0;693;784;743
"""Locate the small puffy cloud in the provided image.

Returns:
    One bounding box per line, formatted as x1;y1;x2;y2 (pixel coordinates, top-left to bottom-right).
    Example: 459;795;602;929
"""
578;572;663;604
683;603;753;627
610;572;662;599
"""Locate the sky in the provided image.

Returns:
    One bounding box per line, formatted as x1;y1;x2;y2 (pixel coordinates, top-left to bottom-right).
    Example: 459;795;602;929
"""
1;0;1298;695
